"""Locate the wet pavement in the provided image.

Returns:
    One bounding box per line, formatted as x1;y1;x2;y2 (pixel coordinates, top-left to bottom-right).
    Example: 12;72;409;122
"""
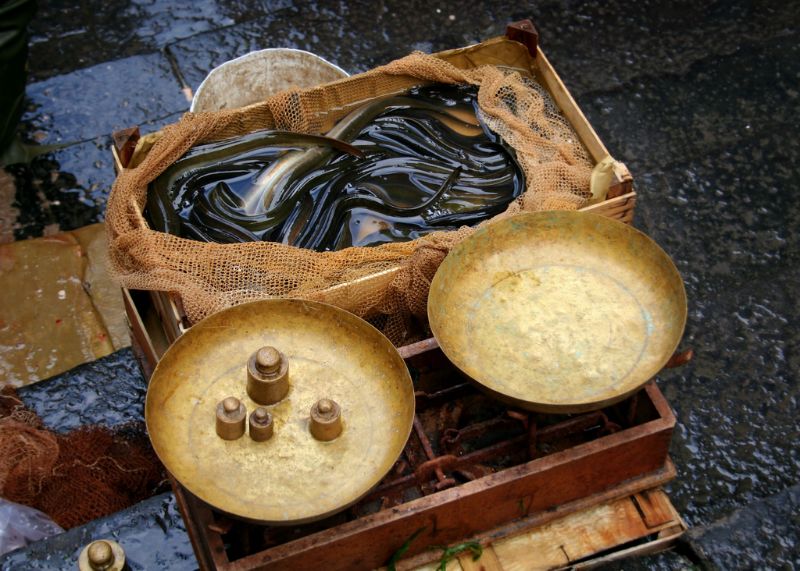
0;492;196;571
0;0;798;568
17;347;147;433
0;224;128;386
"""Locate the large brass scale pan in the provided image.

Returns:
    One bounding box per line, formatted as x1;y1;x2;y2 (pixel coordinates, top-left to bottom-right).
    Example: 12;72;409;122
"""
428;211;687;414
146;299;415;524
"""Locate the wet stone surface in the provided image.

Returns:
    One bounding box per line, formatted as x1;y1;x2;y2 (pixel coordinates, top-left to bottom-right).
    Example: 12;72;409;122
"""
531;0;800;98
166;0;511;90
576;33;800;175
6;111;184;239
7;137;116;238
657;265;799;526
21;53;188;146
27;0;270;81
601;547;701;571
17;348;147;433
688;484;800;570
0;492;196;571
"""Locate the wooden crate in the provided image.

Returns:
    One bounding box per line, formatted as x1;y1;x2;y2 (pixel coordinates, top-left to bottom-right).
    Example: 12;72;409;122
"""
112;19;636;325
115;21;680;569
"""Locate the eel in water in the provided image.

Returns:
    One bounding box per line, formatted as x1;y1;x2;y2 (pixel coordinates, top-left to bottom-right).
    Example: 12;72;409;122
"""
146;84;525;251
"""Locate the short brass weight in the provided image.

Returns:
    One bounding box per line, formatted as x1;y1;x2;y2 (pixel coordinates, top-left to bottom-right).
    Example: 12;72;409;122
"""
216;396;246;440
247;346;290;405
249;407;274;442
78;539;126;571
310;398;343;441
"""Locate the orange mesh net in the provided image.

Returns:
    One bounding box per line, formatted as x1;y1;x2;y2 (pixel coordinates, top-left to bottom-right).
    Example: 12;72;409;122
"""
0;388;165;529
106;39;593;345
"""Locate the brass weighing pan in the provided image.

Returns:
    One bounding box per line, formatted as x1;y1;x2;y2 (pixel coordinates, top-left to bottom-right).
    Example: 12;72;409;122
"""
145;299;415;524
428;211;687;414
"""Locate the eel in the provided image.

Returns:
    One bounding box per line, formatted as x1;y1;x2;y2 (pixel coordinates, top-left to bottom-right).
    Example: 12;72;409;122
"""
146;84;525;251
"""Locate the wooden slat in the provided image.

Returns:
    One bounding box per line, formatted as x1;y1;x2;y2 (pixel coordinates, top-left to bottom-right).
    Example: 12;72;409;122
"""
633;489;678;529
607;162;634;199
406;486;684;571
580;197;636;223
122;288;159;376
459;546;503;571
396;461;675;570
579;192;636;217
150;291;183;343
167;292;190;334
571;523;684;569
506;20;539;57
111;126;140;169
229;449;674;570
111;145;124;174
493;497;650;570
658;523;685;539
407;559;463;571
587;201;634;218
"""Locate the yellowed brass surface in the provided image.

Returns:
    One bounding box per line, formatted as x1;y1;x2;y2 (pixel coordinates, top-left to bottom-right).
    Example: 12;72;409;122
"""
146;299;415;524
428;212;686;413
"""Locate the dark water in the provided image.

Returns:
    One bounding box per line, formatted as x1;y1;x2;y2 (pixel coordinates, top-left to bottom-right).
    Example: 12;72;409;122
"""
148;84;523;250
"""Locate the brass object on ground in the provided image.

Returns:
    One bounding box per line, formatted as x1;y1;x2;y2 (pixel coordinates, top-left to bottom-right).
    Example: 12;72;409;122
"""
145;299;415;524
309;398;343;441
78;539;125;571
246;345;290;405
428;211;687;414
249;407;274;441
215;397;246;440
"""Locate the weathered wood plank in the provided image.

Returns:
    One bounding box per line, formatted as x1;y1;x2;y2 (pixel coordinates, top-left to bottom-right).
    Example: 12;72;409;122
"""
459;546;503;571
405;486;684;571
493;497;649;570
634;489;677;529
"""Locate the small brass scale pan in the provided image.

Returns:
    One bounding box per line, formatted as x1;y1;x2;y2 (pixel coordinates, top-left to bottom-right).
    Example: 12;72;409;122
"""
147;211;686;524
428;211;688;414
145;299;415;525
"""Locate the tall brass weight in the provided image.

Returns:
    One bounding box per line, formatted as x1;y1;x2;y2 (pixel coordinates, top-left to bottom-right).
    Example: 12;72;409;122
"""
247;346;290;405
